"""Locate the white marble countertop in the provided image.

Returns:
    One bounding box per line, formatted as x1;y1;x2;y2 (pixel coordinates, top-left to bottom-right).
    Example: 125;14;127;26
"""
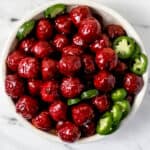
0;0;150;150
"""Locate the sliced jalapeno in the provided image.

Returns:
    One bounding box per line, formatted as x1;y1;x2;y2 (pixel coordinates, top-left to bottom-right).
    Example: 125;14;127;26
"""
113;36;135;59
111;88;127;101
17;20;35;41
44;4;66;19
81;89;99;100
115;100;131;117
96;112;113;135
111;104;123;125
67;98;81;106
109;124;120;134
132;43;141;58
130;53;148;75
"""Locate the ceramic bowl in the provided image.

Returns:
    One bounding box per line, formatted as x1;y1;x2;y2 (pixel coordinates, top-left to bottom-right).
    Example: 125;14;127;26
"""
0;0;148;144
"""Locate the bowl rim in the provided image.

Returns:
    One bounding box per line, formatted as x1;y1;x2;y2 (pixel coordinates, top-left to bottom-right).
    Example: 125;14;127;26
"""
0;0;149;144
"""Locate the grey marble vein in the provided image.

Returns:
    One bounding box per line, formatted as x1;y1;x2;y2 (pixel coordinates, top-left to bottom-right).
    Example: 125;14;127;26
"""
0;115;21;126
10;18;19;22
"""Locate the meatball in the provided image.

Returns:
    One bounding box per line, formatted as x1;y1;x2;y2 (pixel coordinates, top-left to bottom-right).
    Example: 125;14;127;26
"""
90;34;111;53
16;95;39;120
57;121;81;142
49;100;67;122
28;79;42;96
62;45;83;56
19;38;36;54
94;71;116;92
72;34;87;48
36;19;53;40
40;81;59;103
58;55;81;76
72;103;94;126
106;24;125;39
31;41;53;59
82;54;95;74
53;34;69;51
61;77;84;98
92;95;110;112
32;111;52;131
41;58;58;80
5;74;24;99
18;57;39;79
55;15;73;35
6;51;25;72
81;121;96;137
123;73;144;94
114;61;128;74
78;17;101;43
95;48;118;71
70;5;91;27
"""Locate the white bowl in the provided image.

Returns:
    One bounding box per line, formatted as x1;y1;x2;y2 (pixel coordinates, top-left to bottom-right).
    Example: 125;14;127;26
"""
0;0;148;144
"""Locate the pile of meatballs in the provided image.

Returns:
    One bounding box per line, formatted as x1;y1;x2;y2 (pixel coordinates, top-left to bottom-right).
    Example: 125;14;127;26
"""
5;5;144;142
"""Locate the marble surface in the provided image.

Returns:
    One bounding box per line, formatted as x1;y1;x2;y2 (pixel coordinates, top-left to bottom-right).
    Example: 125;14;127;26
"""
0;0;150;150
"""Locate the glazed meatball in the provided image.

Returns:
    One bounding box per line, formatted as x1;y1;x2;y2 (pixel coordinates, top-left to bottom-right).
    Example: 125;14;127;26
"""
40;81;59;103
72;103;95;126
82;54;95;74
94;71;116;92
57;121;81;142
28;79;42;96
53;34;69;51
41;58;58;80
78;17;101;43
49;100;67;121
6;51;25;72
5;74;24;99
90;34;111;53
123;73;144;94
95;48;118;71
55;15;73;35
61;77;84;98
114;61;128;74
58;55;81;76
92;95;110;112
80;121;96;137
106;24;125;39
32;111;52;131
70;5;91;27
36;19;53;40
18;57;39;79
72;34;87;48
31;41;53;59
19;38;36;54
16;95;39;120
62;45;83;56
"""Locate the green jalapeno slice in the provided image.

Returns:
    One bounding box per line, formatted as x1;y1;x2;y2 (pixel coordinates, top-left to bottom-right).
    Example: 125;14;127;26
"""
81;89;99;100
130;53;148;75
67;98;81;106
113;36;135;59
17;20;35;41
44;4;66;19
